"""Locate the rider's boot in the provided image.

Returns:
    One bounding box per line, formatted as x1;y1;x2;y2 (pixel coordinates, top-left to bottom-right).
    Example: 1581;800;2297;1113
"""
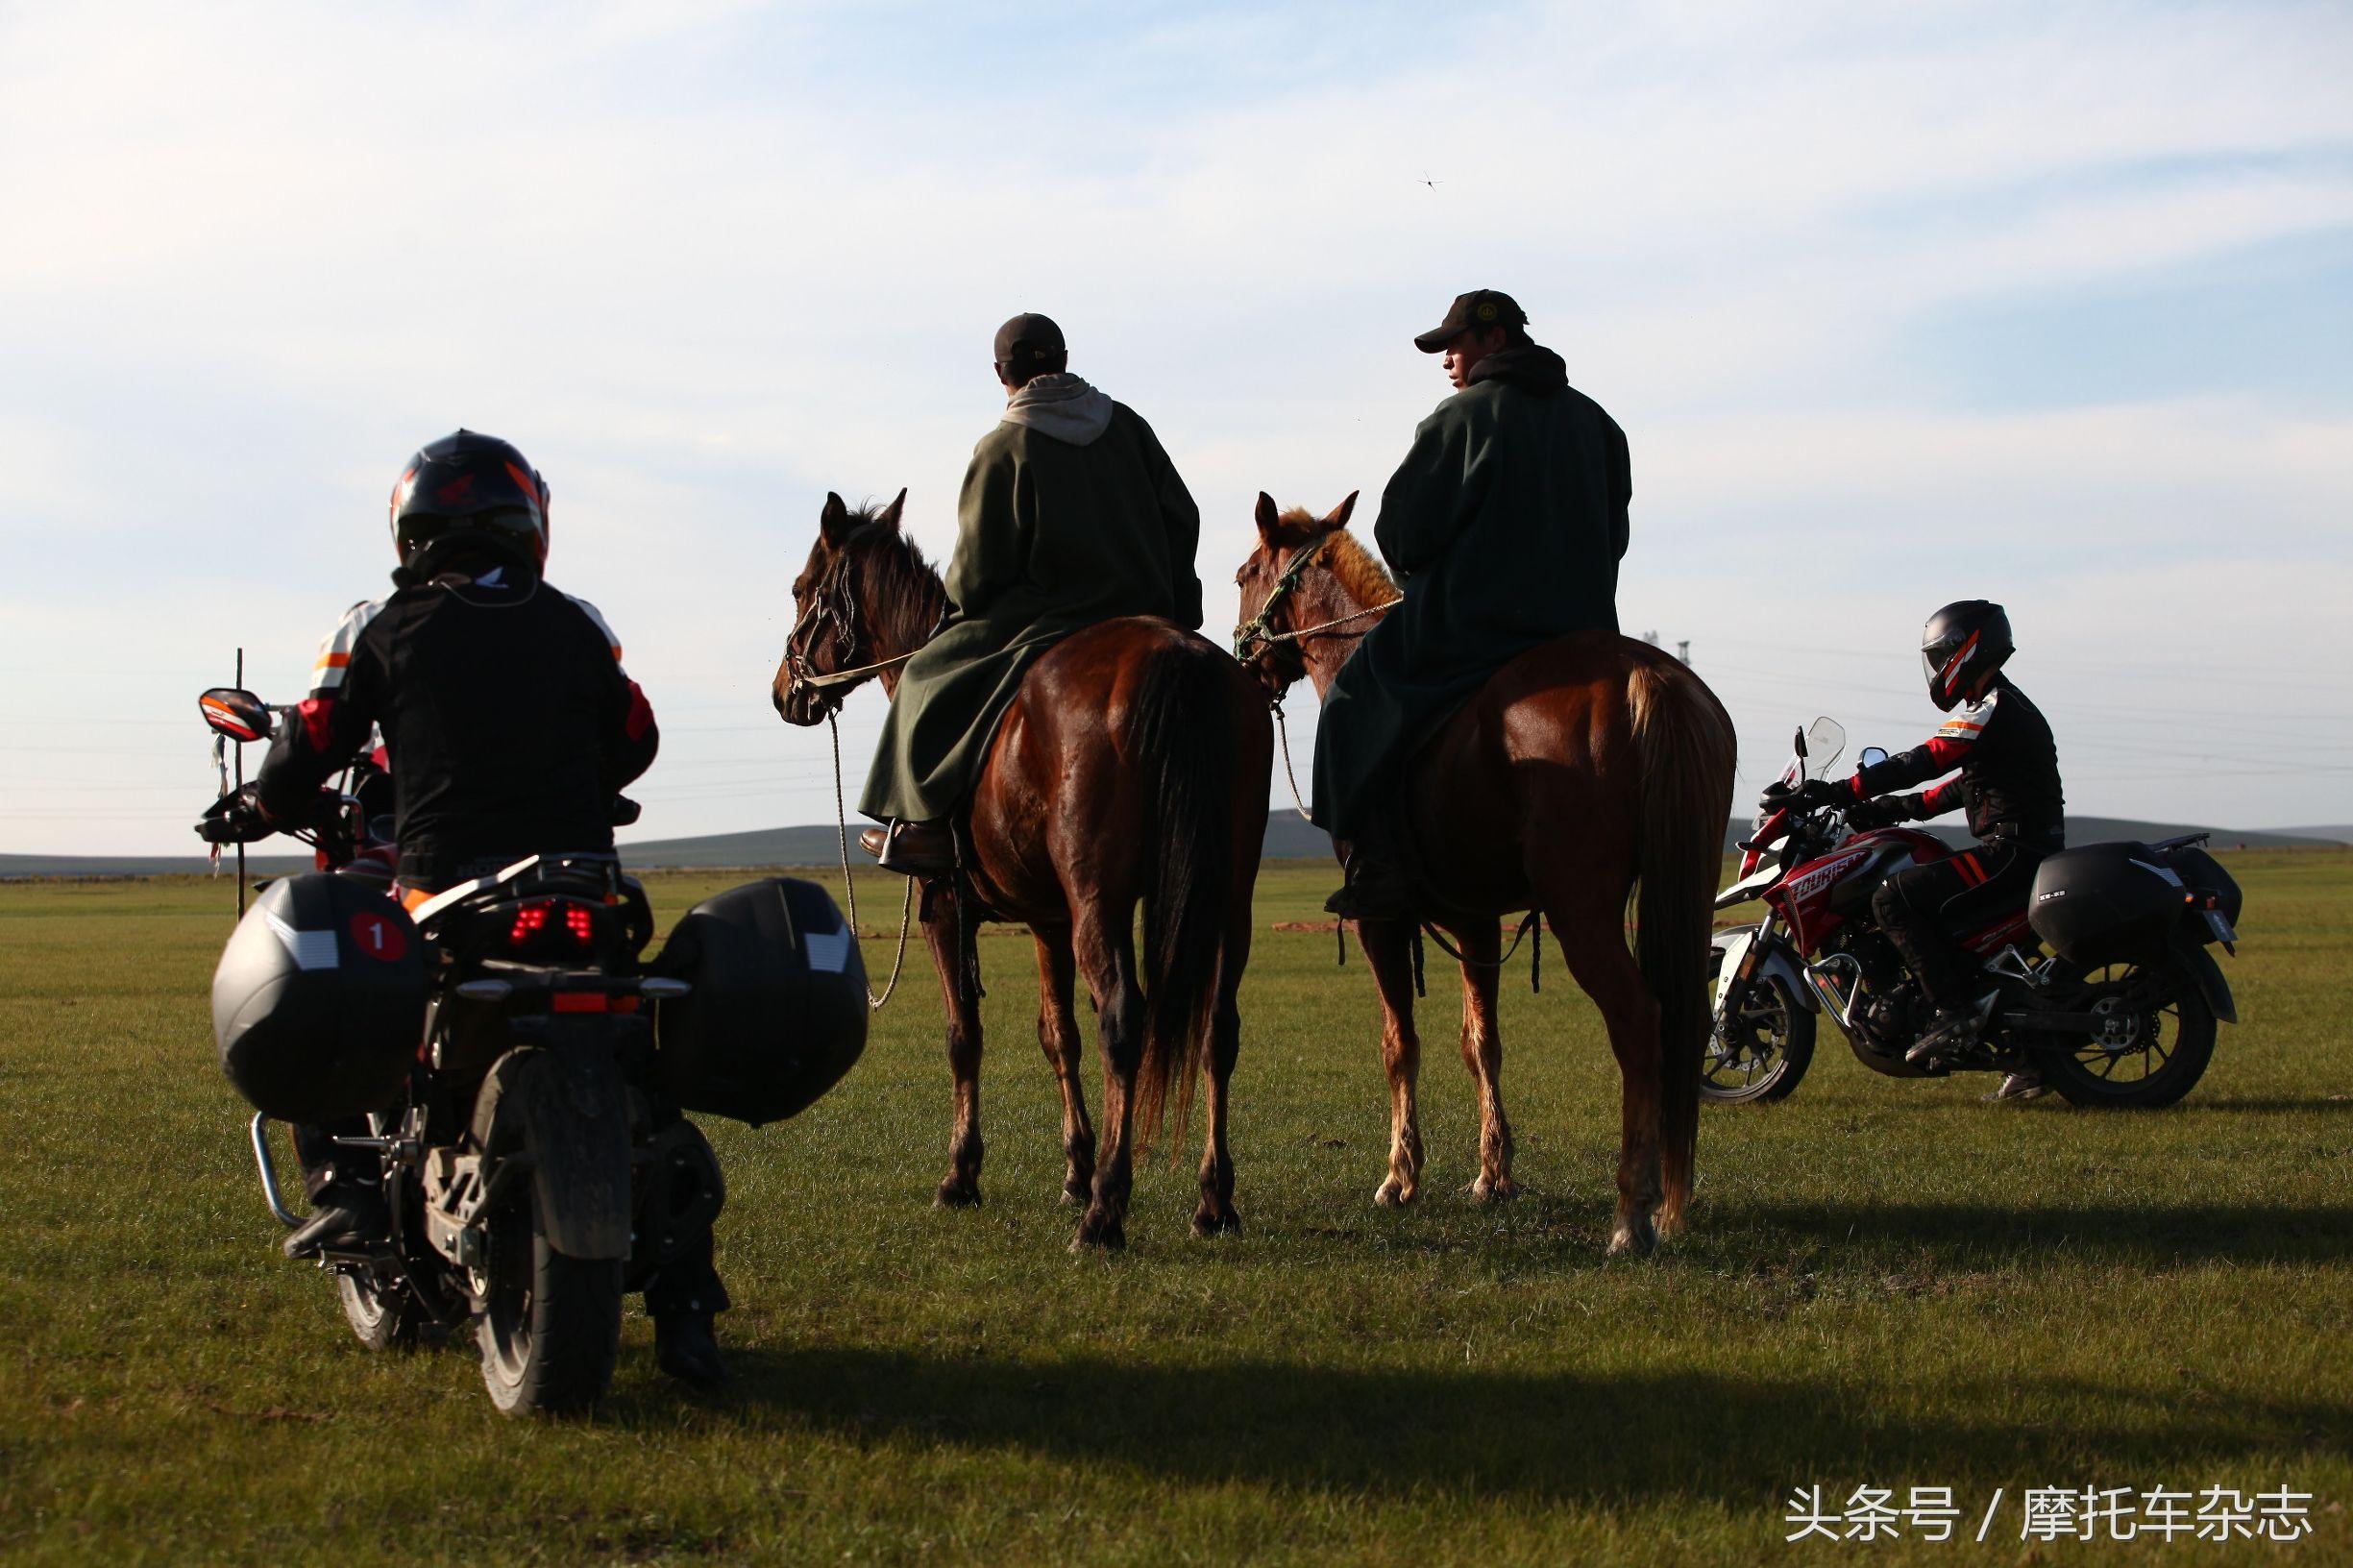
1985;1069;2047;1102
1905;991;1997;1065
653;1311;729;1387
1324;851;1415;922
857;819;954;876
283;1177;390;1260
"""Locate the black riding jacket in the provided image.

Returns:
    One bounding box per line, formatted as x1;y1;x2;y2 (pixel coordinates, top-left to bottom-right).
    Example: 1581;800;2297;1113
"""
1849;675;2064;849
254;564;657;889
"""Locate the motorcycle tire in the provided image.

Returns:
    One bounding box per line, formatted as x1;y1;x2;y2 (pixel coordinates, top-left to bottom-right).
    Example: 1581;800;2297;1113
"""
476;1066;625;1416
337;1270;428;1351
1702;973;1815;1104
2043;968;2218;1110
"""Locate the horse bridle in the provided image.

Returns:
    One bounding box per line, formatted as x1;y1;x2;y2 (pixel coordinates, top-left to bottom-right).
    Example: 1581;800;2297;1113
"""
783;546;912;712
1233;536;1398;672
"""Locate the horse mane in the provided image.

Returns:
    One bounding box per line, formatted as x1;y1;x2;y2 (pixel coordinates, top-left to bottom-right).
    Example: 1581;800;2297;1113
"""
1304;519;1396;609
842;502;945;629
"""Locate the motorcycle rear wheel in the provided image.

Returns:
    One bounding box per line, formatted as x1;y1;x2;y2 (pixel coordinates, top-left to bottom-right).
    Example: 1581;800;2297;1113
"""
2043;965;2217;1110
1702;974;1815;1104
476;1091;624;1415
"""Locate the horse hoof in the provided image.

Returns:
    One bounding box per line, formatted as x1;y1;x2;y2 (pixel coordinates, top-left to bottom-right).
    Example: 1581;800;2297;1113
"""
1467;1174;1520;1204
1061;1181;1089;1208
1607;1215;1658;1258
1191;1206;1241;1238
1374;1177;1415;1208
934;1178;982;1210
1070;1211;1126;1252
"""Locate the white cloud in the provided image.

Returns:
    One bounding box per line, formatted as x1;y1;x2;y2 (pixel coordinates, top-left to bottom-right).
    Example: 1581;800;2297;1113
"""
1;0;2349;852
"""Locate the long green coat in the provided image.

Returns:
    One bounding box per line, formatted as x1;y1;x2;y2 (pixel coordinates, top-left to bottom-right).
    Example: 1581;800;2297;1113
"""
860;403;1202;821
1311;350;1630;841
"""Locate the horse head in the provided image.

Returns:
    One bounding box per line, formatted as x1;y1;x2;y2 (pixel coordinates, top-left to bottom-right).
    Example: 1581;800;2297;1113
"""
773;486;910;725
1233;489;1367;698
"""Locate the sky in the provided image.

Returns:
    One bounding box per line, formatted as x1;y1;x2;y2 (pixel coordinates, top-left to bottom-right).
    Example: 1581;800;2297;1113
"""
3;0;2349;856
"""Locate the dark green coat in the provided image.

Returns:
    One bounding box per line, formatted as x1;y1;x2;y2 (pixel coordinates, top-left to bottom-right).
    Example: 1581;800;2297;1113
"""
1311;348;1630;841
860;402;1202;821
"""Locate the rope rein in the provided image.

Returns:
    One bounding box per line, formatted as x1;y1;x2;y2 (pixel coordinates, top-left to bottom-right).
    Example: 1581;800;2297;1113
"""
827;712;914;1010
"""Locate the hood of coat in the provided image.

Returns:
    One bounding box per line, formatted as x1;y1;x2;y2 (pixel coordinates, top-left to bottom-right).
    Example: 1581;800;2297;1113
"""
1466;343;1568;396
1001;372;1115;446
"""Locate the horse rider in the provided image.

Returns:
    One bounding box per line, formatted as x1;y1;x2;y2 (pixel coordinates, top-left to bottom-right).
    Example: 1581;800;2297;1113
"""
201;430;730;1384
1314;290;1632;919
859;312;1204;874
1785;600;2066;1101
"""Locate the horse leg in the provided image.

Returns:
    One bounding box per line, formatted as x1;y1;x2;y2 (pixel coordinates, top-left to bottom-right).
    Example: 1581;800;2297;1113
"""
923;894;986;1209
1072;914;1144;1251
1192;914;1248;1237
1544;882;1666;1256
1358;917;1425;1208
1033;929;1095;1206
1445;919;1516;1202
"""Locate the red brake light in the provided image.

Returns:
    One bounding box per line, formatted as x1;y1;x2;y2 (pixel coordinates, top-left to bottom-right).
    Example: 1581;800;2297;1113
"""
505;899;598;952
509;903;550;943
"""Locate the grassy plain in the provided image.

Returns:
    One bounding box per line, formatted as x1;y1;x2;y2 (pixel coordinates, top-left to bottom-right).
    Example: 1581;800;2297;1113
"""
1;853;2347;1565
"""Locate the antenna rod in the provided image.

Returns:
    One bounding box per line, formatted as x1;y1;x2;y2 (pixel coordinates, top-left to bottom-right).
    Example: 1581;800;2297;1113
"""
234;647;247;919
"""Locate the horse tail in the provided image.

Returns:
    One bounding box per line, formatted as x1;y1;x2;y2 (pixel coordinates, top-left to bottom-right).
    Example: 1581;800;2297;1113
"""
1129;636;1235;1152
1627;655;1738;1233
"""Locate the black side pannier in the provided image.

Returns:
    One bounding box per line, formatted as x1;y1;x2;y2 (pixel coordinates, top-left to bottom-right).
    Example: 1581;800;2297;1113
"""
2158;843;2243;932
2029;841;2203;968
211;872;427;1122
654;877;868;1127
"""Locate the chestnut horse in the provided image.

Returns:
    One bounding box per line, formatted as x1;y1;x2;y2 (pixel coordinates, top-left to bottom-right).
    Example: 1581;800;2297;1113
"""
1236;494;1736;1255
774;492;1272;1249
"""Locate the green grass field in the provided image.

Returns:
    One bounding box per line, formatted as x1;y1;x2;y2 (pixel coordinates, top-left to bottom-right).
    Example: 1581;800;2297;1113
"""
2;853;2347;1565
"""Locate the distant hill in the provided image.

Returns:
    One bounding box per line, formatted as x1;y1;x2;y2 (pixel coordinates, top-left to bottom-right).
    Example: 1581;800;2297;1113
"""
5;812;2340;880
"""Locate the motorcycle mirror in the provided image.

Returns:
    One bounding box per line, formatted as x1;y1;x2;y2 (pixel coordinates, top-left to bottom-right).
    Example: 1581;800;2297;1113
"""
1792;724;1807;760
1859;746;1889;769
200;687;273;744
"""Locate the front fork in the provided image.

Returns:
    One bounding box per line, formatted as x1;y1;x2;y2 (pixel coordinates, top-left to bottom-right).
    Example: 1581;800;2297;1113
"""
1714;912;1782;1041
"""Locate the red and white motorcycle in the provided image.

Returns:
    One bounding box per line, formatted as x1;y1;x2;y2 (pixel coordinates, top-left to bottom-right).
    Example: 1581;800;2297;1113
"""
1703;718;2243;1108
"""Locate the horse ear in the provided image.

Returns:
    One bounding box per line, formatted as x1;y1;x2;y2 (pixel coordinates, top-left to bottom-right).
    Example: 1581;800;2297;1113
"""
878;487;908;531
820;491;853;545
1322;490;1360;531
1254;492;1281;541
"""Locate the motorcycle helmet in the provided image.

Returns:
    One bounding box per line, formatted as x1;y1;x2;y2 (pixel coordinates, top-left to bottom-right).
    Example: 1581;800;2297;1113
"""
388;429;550;577
1921;600;2013;711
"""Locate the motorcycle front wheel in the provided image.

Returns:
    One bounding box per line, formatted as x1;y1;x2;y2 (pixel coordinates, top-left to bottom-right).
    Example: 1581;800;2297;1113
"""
1702;970;1815;1104
2042;964;2217;1110
476;1068;624;1415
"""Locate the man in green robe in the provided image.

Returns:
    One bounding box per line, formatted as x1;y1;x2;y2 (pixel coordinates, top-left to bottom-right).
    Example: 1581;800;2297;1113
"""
1312;290;1630;917
859;312;1204;873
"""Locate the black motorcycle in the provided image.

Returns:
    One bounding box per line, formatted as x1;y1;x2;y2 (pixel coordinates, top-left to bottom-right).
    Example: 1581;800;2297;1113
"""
197;686;866;1413
1704;718;2243;1108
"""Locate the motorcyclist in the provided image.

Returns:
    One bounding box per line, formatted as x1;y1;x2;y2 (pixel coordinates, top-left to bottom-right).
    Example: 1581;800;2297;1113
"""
200;429;728;1383
1784;600;2065;1101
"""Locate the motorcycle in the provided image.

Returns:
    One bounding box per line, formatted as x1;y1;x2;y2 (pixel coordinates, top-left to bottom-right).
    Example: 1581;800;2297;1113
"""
196;684;864;1414
1703;717;2242;1108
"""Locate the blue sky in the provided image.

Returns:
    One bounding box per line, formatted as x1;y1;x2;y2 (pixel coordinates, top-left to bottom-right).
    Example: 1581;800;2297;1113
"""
2;0;2348;853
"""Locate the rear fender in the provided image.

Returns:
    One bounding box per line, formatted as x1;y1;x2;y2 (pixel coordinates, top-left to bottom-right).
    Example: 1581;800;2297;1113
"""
2169;940;2238;1027
1712;929;1818;1015
472;1037;633;1261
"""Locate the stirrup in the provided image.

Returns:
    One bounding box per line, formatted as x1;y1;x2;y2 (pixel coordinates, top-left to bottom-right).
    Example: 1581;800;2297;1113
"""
871;819;954;876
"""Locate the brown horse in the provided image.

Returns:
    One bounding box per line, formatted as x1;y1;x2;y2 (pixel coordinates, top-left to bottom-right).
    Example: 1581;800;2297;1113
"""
773;491;1272;1249
1235;493;1736;1255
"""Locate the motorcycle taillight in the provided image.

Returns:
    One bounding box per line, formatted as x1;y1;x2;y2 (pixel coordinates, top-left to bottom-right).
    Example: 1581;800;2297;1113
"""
505;898;601;955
